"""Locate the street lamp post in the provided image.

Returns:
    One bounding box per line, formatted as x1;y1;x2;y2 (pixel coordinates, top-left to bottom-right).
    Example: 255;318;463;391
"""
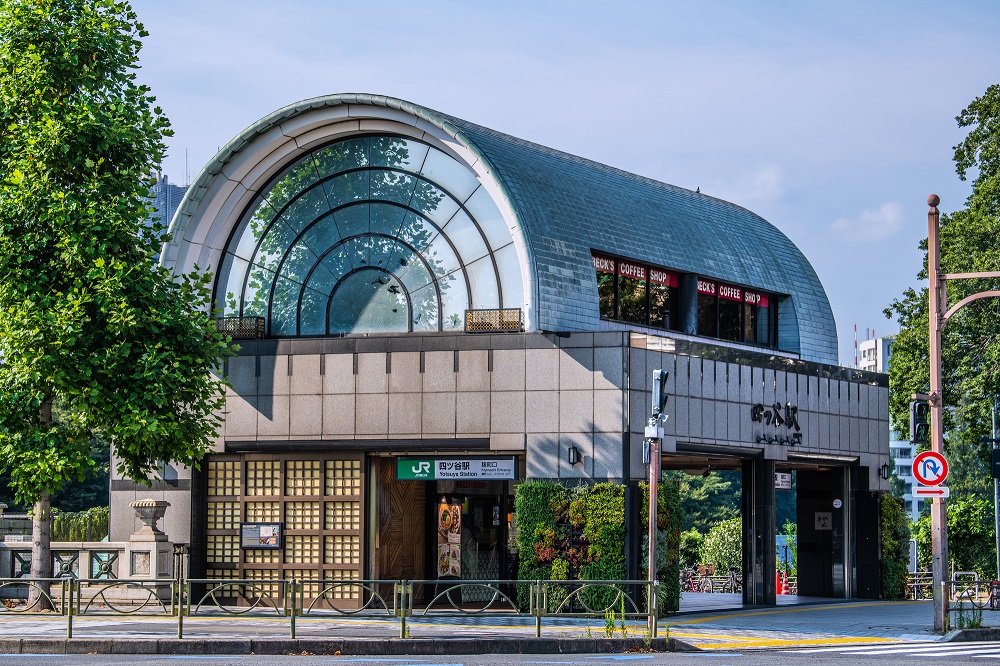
925;194;1000;631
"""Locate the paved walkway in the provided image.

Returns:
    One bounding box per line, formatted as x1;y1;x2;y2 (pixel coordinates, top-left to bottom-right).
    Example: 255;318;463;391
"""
1;596;996;654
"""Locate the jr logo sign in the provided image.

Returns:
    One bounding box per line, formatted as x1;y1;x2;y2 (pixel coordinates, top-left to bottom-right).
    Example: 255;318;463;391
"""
397;459;434;480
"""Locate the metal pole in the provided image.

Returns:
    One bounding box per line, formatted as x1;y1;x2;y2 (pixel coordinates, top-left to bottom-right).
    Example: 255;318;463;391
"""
647;433;659;638
994;398;999;582
927;194;950;632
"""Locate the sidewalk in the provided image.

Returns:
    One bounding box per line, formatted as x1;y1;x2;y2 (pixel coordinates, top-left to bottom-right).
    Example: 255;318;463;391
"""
1;598;995;655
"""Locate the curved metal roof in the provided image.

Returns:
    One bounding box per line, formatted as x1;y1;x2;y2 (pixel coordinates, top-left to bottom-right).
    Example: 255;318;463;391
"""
166;94;838;364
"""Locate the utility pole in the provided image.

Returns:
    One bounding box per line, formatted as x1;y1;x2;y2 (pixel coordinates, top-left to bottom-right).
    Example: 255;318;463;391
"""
646;370;668;637
925;194;1000;631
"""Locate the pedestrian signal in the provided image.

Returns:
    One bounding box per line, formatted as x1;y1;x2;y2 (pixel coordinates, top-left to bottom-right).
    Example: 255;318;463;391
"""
909;400;929;444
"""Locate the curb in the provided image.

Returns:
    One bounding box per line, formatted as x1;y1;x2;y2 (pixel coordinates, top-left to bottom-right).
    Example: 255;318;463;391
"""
943;627;1000;642
0;636;699;655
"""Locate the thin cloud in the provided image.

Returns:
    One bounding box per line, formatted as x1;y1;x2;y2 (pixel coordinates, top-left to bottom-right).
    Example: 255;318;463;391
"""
830;202;905;240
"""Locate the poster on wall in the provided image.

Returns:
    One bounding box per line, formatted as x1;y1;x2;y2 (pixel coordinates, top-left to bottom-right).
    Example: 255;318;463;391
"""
436;501;462;577
240;522;282;549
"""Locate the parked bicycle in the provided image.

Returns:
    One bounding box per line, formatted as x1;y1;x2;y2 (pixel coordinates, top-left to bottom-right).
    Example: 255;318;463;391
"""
680;567;714;593
720;565;743;594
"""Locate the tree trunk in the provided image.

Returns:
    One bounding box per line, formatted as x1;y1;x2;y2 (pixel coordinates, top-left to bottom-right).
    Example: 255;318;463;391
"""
28;491;54;611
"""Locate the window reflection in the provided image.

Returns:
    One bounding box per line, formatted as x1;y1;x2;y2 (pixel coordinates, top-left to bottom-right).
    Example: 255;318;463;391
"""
618;260;647;325
696;280;717;338
215;134;519;336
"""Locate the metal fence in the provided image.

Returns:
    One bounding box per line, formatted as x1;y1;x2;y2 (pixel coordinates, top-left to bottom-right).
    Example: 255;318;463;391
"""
0;576;660;640
214;316;266;339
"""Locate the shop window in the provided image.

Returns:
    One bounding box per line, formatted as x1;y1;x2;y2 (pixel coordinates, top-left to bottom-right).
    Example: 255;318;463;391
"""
617;260;647;324
718;283;742;341
594;255;616;319
697;279;718;337
649;267;676;329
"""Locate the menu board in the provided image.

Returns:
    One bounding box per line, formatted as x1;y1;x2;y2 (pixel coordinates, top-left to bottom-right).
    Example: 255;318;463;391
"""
436;502;462;577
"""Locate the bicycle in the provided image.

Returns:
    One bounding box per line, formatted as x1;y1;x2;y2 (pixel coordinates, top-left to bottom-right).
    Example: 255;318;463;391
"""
720;566;742;594
680;567;714;593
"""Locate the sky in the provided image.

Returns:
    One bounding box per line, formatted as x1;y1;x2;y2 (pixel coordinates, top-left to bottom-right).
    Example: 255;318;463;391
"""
136;1;1000;366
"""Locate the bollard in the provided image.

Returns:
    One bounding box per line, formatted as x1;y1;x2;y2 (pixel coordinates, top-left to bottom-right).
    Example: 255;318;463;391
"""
66;579;73;639
289;580;296;639
535;580;542;638
177;580;186;639
398;581;407;639
647;580;659;638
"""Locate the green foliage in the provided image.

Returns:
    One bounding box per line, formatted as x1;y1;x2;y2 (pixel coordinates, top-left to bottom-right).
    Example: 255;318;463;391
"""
580;483;625;573
666;470;739;533
880;495;910;600
679;529;703;568
915;497;996;578
885;84;1000;505
52;506;108;542
0;0;234;506
513;480;683;614
700;517;742;570
780;520;798;574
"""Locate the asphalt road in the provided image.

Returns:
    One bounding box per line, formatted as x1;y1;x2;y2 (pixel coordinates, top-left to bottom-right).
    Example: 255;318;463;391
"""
4;646;1000;666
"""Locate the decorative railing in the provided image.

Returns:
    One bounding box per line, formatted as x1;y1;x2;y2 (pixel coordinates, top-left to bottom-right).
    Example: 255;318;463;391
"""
0;542;125;582
464;308;523;333
214;316;265;339
0;575;662;641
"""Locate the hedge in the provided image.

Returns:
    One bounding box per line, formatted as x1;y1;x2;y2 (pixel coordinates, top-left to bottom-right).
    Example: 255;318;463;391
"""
514;480;682;614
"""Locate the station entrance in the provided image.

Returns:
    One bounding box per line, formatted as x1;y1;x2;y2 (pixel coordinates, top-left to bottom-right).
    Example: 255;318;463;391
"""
370;455;519;604
662;447;881;608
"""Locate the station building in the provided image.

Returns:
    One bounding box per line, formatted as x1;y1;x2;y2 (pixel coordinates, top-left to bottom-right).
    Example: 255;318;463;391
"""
109;94;890;606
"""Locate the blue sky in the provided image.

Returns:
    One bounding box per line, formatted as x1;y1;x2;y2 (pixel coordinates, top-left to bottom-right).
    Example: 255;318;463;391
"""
136;1;1000;365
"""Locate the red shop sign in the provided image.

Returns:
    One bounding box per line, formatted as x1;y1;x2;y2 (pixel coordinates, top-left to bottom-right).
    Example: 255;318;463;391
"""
697;279;716;296
718;283;743;302
593;255;616;274
649;267;677;287
618;260;646;280
744;290;769;307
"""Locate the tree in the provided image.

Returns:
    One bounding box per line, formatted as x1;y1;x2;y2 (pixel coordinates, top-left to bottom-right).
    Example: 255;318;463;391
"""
885;84;1000;501
700;517;742;571
0;0;231;607
914;497;995;578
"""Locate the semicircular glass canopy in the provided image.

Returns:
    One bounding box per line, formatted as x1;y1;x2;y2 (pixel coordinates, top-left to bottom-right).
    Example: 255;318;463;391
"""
214;135;524;335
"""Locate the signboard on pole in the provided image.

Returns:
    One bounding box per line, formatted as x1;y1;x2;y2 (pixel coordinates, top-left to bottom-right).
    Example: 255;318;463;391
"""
914;485;950;498
912;450;949;487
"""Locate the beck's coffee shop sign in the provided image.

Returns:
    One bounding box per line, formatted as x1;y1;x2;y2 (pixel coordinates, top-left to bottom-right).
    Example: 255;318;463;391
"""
751;402;802;446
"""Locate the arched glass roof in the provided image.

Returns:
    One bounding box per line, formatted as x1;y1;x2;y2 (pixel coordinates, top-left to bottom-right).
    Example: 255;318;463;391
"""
214;135;523;335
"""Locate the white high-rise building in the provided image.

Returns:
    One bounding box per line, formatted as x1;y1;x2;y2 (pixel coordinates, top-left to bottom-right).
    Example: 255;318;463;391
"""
859;335;922;520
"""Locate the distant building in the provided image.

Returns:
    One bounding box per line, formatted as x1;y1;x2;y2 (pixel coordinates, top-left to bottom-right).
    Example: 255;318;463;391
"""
859;335;922;520
146;172;186;239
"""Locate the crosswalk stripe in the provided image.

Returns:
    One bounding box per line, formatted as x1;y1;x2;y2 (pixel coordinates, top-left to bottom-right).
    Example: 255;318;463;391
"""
792;642;1000;656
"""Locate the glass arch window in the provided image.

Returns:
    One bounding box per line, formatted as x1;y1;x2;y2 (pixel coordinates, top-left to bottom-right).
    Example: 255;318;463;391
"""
214;135;524;336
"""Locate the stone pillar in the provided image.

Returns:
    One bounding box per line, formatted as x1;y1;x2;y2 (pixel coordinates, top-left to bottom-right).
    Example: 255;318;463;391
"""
125;499;173;580
742;458;776;606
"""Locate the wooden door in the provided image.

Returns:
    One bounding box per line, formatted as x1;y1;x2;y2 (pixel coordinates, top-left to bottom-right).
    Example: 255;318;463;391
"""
375;459;426;584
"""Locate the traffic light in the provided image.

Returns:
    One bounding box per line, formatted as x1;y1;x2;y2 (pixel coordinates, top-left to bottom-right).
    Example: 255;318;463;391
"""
651;370;669;417
910;400;930;444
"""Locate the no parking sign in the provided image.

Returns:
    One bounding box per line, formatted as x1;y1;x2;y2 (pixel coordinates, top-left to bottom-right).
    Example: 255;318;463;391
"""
912;450;949;486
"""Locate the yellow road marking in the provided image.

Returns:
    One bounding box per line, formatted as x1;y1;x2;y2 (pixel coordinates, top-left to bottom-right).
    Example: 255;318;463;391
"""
671;601;907;625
